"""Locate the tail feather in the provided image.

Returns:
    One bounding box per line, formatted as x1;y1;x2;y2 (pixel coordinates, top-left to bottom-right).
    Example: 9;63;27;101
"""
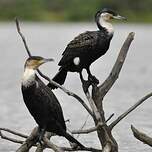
64;132;85;148
47;68;67;89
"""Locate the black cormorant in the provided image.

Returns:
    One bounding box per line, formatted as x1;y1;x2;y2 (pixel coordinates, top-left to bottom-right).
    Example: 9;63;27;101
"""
21;56;85;148
48;8;126;90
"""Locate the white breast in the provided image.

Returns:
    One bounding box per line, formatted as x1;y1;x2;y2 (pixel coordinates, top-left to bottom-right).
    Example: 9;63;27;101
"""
99;16;114;35
22;68;35;87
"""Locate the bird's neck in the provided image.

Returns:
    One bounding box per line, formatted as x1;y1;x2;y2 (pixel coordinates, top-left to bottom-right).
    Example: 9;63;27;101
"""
97;17;114;35
22;68;36;87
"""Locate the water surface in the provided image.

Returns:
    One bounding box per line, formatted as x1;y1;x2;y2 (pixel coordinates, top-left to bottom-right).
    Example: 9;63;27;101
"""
0;23;152;151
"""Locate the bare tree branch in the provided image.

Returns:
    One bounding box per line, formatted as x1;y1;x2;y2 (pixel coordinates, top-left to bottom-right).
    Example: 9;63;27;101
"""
16;127;39;152
131;125;152;147
102;143;111;152
0;130;24;144
72;126;98;134
43;137;64;152
106;113;114;123
0;126;102;152
85;91;101;121
15;18;93;117
109;92;152;130
98;32;135;98
15;18;31;57
0;128;28;138
61;147;102;152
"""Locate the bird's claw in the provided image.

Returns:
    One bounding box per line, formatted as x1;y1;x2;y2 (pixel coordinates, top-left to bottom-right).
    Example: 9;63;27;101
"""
88;75;99;85
82;80;91;93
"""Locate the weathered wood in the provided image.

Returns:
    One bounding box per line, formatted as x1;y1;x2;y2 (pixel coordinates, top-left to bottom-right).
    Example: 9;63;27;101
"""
131;125;152;147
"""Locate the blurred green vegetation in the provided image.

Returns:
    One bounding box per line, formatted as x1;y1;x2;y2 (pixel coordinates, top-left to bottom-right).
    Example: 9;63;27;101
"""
0;0;152;22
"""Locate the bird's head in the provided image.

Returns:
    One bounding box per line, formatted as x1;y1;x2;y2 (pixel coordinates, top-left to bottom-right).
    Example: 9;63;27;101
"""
95;8;126;32
95;8;126;22
24;56;54;70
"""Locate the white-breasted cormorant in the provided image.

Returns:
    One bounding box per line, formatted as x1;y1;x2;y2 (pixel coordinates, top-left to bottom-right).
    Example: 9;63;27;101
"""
48;8;126;90
21;56;85;148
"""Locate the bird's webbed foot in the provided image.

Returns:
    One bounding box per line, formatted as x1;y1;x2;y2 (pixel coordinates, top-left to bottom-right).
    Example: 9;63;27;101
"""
86;68;99;85
88;75;99;85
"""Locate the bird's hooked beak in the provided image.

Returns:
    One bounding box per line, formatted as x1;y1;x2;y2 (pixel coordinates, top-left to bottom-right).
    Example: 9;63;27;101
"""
42;58;54;63
113;15;126;20
33;58;54;69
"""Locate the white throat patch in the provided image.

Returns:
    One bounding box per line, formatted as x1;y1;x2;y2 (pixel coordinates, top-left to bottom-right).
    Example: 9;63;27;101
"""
99;14;114;35
22;68;35;87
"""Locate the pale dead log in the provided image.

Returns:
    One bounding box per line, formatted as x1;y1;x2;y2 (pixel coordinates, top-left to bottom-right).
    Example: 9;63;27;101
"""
131;125;152;147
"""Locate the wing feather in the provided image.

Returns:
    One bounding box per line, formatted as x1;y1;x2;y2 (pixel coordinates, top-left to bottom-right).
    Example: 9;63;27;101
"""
59;31;98;65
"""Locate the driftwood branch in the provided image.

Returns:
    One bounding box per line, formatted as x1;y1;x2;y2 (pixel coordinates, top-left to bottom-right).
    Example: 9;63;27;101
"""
15;18;93;117
0;130;24;144
0;126;101;152
15;18;31;57
98;32;135;98
0;127;28;138
131;125;152;147
72;126;98;134
109;92;152;130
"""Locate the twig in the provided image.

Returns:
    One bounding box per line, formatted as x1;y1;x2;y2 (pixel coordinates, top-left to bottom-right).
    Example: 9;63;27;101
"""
72;122;104;134
85;91;101;121
109;92;152;130
76;114;89;137
131;125;152;147
72;126;98;134
61;146;102;152
15;18;93;117
0;130;24;144
15;18;31;57
0;127;28;138
99;32;135;98
106;113;114;123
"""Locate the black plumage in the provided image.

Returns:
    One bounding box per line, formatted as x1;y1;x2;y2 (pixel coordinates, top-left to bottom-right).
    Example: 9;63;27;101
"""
48;8;125;89
21;56;84;148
